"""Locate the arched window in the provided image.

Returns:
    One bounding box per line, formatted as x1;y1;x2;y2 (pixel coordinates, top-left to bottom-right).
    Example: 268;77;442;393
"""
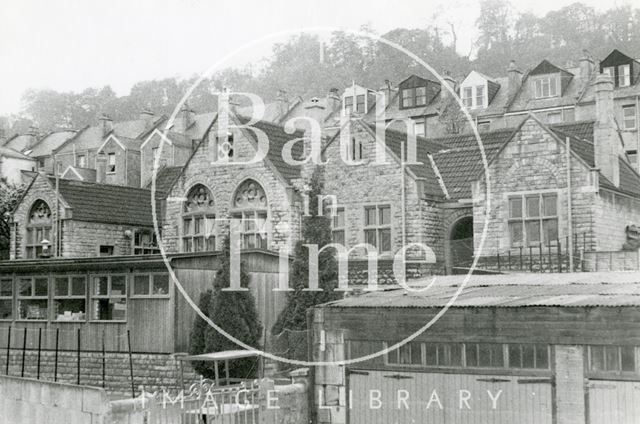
182;184;216;252
26;200;52;258
232;179;268;249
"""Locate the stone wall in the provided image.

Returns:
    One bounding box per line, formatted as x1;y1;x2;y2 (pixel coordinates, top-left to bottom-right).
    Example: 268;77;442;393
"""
61;220;152;257
472;117;598;256
0;349;196;398
593;190;640;251
161;125;302;254
322;120;444;270
140;133;192;188
0;375;110;423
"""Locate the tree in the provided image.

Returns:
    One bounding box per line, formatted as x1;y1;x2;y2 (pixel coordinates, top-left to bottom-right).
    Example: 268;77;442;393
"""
0;180;25;259
272;169;342;340
189;236;262;380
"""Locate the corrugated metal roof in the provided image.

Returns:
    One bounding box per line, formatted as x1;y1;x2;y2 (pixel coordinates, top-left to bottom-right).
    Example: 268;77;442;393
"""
323;271;640;309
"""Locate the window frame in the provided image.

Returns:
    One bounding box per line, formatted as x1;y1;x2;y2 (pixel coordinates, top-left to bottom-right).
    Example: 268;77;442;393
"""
131;273;171;298
623;105;637;130
77;154;87;168
507;343;550;370
344;96;354;114
90;274;127;322
0;278;13;321
534;76;559;99
619;64;631;87
508;192;559;247
476;121;491;132
363;204;392;253
106;152;116;174
17;276;49;321
133;228;160;255
588;345;638;377
475;85;485;108
25;200;52;259
330;206;346;246
355;94;366;113
54;275;87;322
413;118;426;137
233;210;268;250
182;184;217;253
462;87;473;108
347;137;363;162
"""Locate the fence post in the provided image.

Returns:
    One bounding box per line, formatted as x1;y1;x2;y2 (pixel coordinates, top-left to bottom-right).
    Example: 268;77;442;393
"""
77;328;81;385
548;239;553;272
36;328;42;380
508;250;511;271
5;325;11;375
20;327;27;378
102;331;106;389
539;243;543;272
127;330;135;398
557;238;562;273
497;252;501;273
519;247;523;271
54;328;59;382
529;246;533;272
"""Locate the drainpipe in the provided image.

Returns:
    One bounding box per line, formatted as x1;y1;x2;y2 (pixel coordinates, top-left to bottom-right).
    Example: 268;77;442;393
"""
636;95;639;172
401;143;406;251
566;137;574;270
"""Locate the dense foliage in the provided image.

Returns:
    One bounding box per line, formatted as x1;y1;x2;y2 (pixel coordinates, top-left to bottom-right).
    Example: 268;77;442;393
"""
189;236;262;380
0;180;25;259
3;2;640;134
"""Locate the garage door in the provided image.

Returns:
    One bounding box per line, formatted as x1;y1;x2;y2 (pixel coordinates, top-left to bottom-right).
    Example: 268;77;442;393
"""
349;369;552;424
588;380;640;424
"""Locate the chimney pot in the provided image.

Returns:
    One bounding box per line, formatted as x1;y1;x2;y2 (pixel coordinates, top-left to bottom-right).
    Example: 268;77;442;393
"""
440;71;456;102
99;114;113;137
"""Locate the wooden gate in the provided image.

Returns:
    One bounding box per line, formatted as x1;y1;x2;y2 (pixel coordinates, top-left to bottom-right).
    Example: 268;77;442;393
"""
588;380;640;424
348;369;552;424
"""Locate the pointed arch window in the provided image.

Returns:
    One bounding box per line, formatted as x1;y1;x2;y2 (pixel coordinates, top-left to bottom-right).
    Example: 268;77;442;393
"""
26;200;52;259
232;179;268;249
182;184;216;252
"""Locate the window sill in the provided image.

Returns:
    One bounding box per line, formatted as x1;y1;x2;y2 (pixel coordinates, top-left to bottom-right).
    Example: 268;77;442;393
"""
55;319;87;323
130;295;170;299
90;320;127;323
16;319;48;322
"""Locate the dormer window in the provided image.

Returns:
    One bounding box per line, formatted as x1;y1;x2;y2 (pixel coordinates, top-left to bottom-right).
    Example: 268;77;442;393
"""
599;50;638;88
475;86;485;108
533;76;559;99
402;87;429;108
342;85;375;115
356;95;365;113
460;85;486;109
462;87;473;108
398;75;439;110
619;65;631;87
344;97;353;114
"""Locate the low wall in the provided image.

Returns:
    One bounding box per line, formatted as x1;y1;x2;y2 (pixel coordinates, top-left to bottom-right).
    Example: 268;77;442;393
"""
0;349;196;397
0;375;110;424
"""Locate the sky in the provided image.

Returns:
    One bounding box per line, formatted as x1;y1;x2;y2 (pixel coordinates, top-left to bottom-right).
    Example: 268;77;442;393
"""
0;0;629;115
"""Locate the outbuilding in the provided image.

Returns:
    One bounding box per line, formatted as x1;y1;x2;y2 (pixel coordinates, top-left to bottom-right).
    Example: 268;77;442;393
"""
311;271;640;424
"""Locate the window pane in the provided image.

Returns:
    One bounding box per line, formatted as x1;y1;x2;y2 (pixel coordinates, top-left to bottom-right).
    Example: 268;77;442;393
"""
591;346;605;371
153;275;169;295
387;348;399;364
522;344;535;368
332;230;345;246
133;275;150;295
71;277;86;296
55;299;85;321
526;196;540;217
183;218;192;235
206;236;216;251
55;277;68;296
335;209;345;228
183;238;193;252
479;344;493;367
491;344;504;367
18;299;47;320
379;206;391;225
364;229;376;247
402;89;413;108
194;237;204;252
365;208;376;226
621;346;635;372
535;345;549;369
0;300;12;319
509;197;522;218
509;222;523;244
34;278;48;296
19;279;32;296
0;279;12;297
379;229;391;252
450;344;463;366
94;298;126;321
605;346;620;371
526;221;541;243
410;343;422;365
465;344;478;367
94;276;108;295
543;219;558;242
415;87;427;106
111;276;126;296
508;344;521;368
543;194;557;216
425;344;437;366
194;217;203;234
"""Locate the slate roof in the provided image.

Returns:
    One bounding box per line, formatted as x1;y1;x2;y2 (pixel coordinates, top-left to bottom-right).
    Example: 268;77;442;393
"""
322;271;640;309
146;166;183;199
3;134;36;153
0;146;34;161
430;128;516;200
28;130;77;157
50;177;157;226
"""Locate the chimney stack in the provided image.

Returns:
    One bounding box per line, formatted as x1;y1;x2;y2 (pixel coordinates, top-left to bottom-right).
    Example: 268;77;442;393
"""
99;114;113;137
276;89;289;118
579;50;594;82
139;108;155;128
327;88;341;114
179;103;195;132
594;73;620;187
441;71;456;103
95;151;107;184
507;60;523;101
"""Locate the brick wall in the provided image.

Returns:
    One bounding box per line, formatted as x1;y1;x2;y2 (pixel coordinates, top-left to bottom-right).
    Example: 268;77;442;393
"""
472;118;598;257
161;127;302;254
0;349;196;398
322;121;444;271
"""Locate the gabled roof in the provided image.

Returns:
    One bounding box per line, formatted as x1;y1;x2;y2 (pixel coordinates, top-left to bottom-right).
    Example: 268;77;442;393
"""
28;130;76;157
141;128;192;149
0;146;35;161
48;176;158;226
146;166;183;199
529;59;574;77
60;166;96;182
430;128;518;200
601;49;640;68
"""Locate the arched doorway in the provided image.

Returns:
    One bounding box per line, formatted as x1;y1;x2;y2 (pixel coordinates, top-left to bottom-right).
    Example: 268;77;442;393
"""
449;216;474;271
